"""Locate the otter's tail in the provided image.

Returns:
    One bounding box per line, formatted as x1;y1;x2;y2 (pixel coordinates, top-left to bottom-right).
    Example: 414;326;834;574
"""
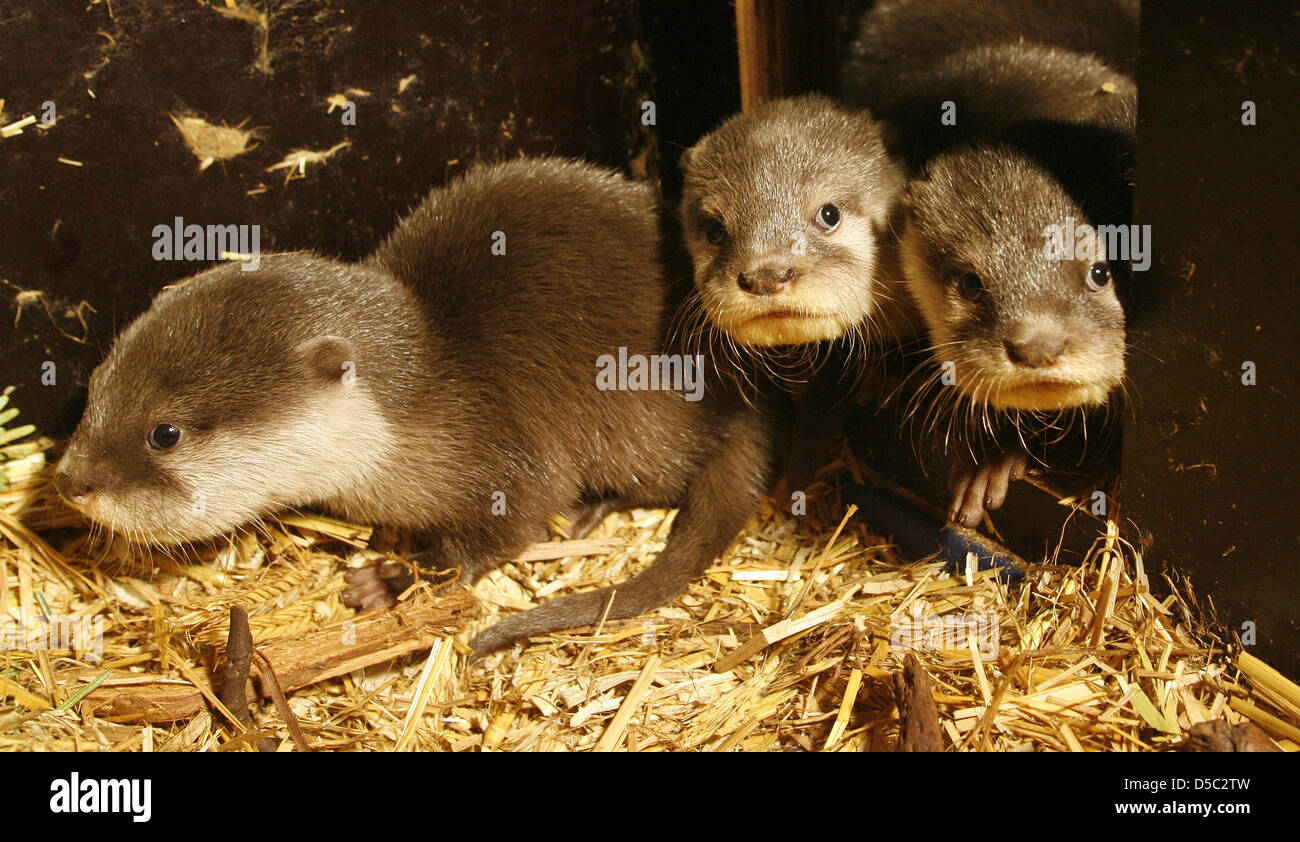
469;414;770;658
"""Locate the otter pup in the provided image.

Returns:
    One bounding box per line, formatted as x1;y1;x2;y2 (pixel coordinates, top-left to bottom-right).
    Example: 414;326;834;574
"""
55;158;774;657
838;0;1139;526
679;95;920;353
899;144;1128;526
859;42;1137;166
857;38;1137;526
843;0;1140;92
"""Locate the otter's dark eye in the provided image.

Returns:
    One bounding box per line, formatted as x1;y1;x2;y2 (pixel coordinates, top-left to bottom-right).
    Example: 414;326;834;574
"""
704;218;726;245
815;204;841;232
957;272;984;301
1086;262;1111;291
147;423;181;451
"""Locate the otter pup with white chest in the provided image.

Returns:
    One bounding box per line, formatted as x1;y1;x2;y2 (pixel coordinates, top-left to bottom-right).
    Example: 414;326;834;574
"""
678;95;921;491
55;157;775;657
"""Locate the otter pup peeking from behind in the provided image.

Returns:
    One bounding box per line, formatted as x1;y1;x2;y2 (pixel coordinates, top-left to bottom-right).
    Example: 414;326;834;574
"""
845;3;1138;526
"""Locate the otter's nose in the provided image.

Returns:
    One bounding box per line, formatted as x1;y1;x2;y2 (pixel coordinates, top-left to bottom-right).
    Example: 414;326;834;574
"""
737;265;798;296
1005;334;1069;368
54;470;95;505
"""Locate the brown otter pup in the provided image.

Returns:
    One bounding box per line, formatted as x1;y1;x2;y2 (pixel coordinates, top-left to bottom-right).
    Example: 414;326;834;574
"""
55;157;774;656
898;144;1128;526
844;10;1138;525
679;95;920;354
843;0;1140;92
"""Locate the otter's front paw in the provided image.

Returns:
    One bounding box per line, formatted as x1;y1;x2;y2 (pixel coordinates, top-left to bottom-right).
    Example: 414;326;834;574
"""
343;560;417;614
948;450;1030;528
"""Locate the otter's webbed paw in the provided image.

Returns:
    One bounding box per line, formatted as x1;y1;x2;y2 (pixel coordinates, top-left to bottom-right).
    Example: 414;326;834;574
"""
343;560;417;614
947;450;1030;528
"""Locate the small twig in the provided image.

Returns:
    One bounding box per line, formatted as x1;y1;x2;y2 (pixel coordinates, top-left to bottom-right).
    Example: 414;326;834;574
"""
252;650;311;752
968;653;1026;751
893;654;944;752
174;660;244;733
713;585;860;673
595;653;660;752
786;504;857;617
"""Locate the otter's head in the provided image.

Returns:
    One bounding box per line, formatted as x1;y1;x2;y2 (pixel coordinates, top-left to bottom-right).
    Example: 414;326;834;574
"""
680;95;904;346
55;256;394;544
900;146;1126;413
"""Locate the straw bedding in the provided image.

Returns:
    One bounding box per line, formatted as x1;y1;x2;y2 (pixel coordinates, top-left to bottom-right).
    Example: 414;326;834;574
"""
1;396;1296;752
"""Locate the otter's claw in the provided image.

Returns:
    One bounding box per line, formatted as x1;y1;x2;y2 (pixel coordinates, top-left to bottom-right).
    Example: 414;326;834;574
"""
948;450;1030;528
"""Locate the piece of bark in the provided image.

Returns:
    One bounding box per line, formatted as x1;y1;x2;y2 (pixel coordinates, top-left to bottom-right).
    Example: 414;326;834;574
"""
81;588;476;723
1179;719;1282;752
217;606;254;728
893;653;944;752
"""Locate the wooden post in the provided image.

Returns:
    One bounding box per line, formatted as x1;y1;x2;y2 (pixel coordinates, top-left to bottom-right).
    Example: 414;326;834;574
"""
735;0;842;109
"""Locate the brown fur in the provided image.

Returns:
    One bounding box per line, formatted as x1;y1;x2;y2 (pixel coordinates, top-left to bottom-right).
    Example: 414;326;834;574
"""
901;147;1126;413
843;8;1138;525
56;158;775;656
855;42;1136;166
872;38;1135;415
898;142;1129;527
844;0;1140;91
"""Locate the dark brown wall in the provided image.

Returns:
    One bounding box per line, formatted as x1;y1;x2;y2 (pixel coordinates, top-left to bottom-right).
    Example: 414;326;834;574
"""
0;0;659;434
1125;0;1300;676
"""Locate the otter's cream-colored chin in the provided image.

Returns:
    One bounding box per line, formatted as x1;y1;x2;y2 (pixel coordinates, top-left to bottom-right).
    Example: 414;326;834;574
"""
979;378;1113;411
718;310;852;346
68;499;233;546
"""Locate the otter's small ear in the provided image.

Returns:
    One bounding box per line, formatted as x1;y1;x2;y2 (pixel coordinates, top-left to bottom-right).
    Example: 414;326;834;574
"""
296;335;354;385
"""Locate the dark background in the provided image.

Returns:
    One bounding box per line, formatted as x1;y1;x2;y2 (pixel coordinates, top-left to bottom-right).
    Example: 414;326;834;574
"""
1123;0;1300;676
0;0;739;434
